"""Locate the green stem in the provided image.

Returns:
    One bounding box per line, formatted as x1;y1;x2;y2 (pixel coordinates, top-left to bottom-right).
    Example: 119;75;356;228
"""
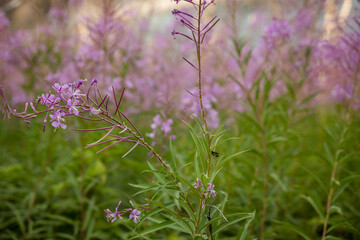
321;161;338;240
196;0;211;176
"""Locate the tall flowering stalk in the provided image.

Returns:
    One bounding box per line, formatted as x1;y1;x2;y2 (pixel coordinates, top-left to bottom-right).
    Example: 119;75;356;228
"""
170;2;254;239
172;0;220;145
0;1;256;238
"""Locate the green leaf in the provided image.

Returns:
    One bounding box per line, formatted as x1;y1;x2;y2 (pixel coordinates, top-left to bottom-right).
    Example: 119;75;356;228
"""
240;113;263;132
154;202;194;234
324;236;344;240
270;172;288;192
6;202;25;233
212;149;250;176
299;166;327;194
169;139;178;171
268;136;288;146
200;213;251;233
212;212;253;235
339;151;359;163
173;172;202;198
329;205;342;215
301;195;325;220
130;221;174;239
236;211;255;240
179;199;196;222
147;161;166;184
273;220;312;240
135;203;175;229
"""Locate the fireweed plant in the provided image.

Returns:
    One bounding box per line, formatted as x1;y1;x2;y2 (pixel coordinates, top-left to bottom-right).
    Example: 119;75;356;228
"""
1;1;360;239
0;0;254;239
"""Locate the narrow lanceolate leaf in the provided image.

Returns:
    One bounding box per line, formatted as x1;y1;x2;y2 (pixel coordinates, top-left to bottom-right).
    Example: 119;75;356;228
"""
147;161;166;184
212;149;250;175
273;220;312;240
199;213;250;232
187;124;207;173
130;220;174;239
173;172;202;198
212;213;254;235
169;139;178;171
154;202;194;234
134;203;175;230
237;211;255;240
301;195;325;220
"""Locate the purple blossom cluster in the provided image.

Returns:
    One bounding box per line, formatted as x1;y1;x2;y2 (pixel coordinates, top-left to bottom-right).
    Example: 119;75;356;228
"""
104;200;148;223
194;178;217;199
312;26;360;109
147;114;175;143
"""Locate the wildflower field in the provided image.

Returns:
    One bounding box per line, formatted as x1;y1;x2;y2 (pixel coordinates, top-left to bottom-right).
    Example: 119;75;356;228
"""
0;0;359;239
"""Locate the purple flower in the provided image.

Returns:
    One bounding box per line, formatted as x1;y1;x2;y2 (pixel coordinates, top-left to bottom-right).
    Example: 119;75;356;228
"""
52;83;68;94
104;201;122;223
38;93;60;109
67;98;79;115
129;200;142;223
151;114;162;129
0;12;10;31
90;107;101;115
67;86;84;99
263;18;291;49
206;183;216;198
129;209;141;223
332;84;353;102
50;110;67;130
194;178;202;189
161;119;173;135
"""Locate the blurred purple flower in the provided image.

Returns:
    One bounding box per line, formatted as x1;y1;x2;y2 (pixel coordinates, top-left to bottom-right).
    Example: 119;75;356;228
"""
148;114;174;139
263;18;291;49
0;11;10;31
90;107;101;115
161;119;173;136
332;84;353;102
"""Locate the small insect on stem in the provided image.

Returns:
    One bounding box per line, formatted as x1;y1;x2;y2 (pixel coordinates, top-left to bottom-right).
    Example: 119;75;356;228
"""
211;150;220;158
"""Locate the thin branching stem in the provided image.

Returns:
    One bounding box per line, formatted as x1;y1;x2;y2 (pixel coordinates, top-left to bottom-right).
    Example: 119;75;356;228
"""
195;0;211;176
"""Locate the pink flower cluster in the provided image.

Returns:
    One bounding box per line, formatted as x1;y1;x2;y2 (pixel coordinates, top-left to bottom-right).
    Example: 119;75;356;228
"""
1;0;359;138
104;200;148;224
194;178;217;199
